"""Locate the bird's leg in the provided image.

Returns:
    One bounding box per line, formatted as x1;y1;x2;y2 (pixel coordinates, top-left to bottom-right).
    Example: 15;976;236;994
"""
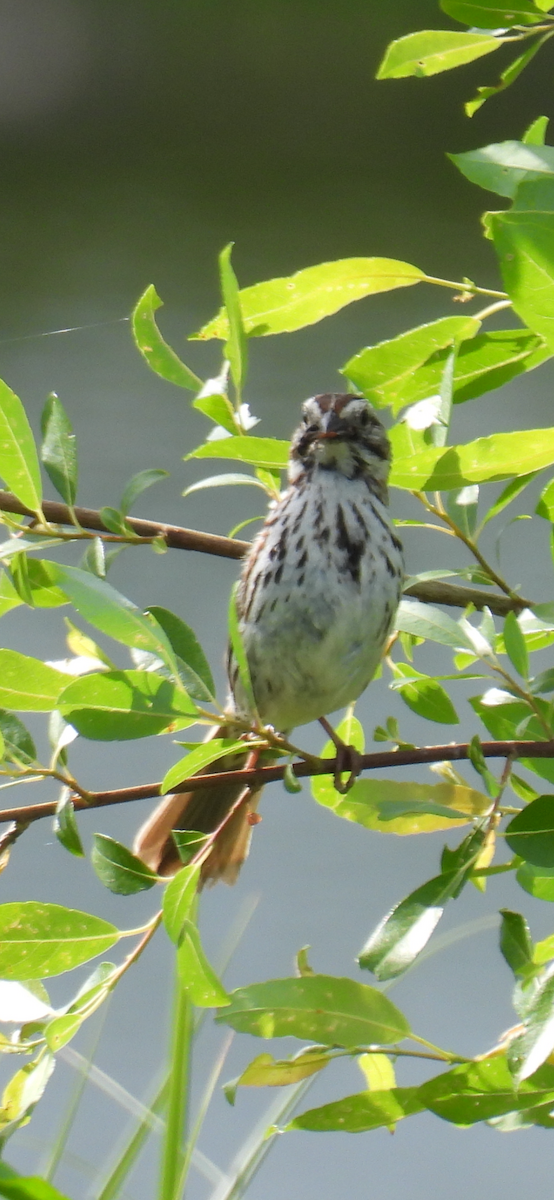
318;716;363;795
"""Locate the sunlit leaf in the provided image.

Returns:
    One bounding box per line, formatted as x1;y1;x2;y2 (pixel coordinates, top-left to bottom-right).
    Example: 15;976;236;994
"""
0;651;71;712
219;243;248;393
132;285;202;390
392;427;554;490
419;1056;554;1124
342;316;480;414
358;867;474;980
508;974;554;1081
186;436;289;470
464;37;548;118
377;29;503;80
162;863;201;942
0;380;42;515
390;663;459;724
162;738;250;794
441;0;543;25
58;669;197;740
499;909;534;977
286;1086;423;1133
195;259;425;339
146;605;215;697
0;902;119;980
489;211;554;352
451;141;554;199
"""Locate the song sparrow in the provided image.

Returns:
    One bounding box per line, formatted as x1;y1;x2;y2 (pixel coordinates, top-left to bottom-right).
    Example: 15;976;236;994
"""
134;393;404;884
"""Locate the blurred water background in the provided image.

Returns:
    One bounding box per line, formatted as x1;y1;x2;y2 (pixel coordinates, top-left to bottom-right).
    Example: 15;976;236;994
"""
1;2;554;1196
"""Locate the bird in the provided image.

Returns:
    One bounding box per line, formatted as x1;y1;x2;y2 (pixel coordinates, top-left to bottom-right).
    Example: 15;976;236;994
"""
134;393;404;885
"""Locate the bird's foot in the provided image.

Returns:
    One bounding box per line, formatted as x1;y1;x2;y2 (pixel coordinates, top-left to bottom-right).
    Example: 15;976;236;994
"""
318;716;363;795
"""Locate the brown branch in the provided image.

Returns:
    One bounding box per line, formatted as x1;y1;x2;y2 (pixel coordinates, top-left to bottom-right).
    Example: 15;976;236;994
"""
2;739;553;828
0;491;533;615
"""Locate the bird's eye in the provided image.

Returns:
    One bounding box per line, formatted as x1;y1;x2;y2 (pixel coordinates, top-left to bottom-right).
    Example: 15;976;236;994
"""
304;422;319;434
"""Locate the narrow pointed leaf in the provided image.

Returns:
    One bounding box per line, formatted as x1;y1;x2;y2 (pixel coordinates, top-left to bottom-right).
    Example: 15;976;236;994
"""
358;868;471;980
0;380;42;513
146;605;214;696
441;0;544;27
162;863;201;942
187;436;289;470
195;258;425;339
499;909;534;977
177;919;230;1007
132;285;202;390
40;393;77;507
509;971;554;1080
162;738;249;794
489;211;554;352
119;468;169;516
392;427;554;490
53;791;84;858
219;243;248;392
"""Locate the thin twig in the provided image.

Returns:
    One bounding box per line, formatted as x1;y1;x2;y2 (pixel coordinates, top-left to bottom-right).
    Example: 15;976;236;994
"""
0;490;533;615
1;739;554;827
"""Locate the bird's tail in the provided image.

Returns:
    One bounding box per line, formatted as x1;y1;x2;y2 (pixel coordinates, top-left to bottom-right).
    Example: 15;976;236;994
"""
133;725;264;886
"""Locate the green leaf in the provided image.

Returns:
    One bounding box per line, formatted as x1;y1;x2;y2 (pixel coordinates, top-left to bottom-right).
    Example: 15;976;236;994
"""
452;140;554;199
162;863;201;942
177;919;230;1007
183;472;268;498
0;380;42;514
390;664;459;724
187;435;289;470
53;791;84;858
91;834;158;894
58;670;197;740
0;712;36;765
216;975;411;1046
342;316;481;414
376;29;503;80
46;564;181;676
517;861;554;900
146;605;215;697
504;611;529;678
499;909;534;977
358;868;474;980
395;600;473;649
162;738;249;794
0;651;71;711
0;572;21;618
171;830;210;864
536;475;554;521
219;243;248;393
391;427;554;490
228;1048;331;1097
441;0;543;25
132;285;202;390
489;211;554;352
524;115;550;145
119;468;169;517
0;902;119;980
482;470;542;529
419;1056;554;1124
195;258;425;339
40;393;77;508
312;774;489;833
508;974;554;1080
354;328;548;414
0;1163;71;1199
192;388;239;434
464;37;548;118
506;795;554;866
0;1054;55;1142
286;1086;423;1133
